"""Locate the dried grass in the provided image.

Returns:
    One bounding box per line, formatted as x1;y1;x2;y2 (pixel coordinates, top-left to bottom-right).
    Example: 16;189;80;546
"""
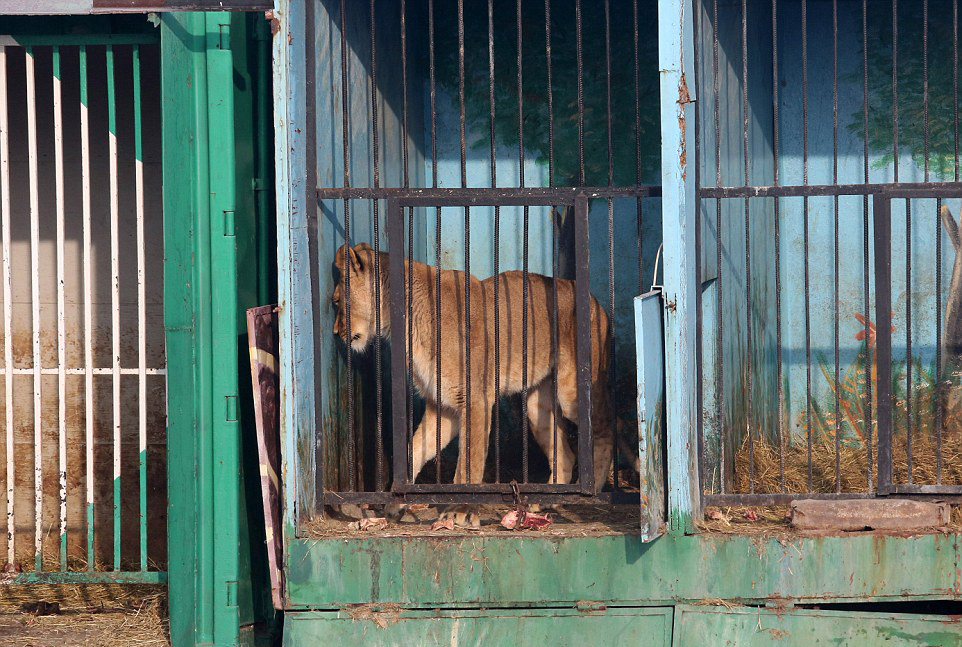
0;594;167;647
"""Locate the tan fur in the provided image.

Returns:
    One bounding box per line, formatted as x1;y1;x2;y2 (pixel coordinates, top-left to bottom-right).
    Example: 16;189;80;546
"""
333;243;614;511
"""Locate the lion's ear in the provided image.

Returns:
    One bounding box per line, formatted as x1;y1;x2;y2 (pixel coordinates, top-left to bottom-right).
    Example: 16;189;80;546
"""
335;243;363;274
354;242;374;252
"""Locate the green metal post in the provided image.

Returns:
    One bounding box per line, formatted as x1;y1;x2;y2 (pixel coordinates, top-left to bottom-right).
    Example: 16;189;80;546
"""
206;11;241;647
162;12;212;646
133;43;148;574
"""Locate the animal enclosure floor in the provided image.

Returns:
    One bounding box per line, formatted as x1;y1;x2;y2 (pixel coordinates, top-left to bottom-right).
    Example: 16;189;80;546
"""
0;609;168;647
304;504;640;539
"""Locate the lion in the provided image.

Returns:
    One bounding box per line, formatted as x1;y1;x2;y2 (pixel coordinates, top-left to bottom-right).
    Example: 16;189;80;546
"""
332;242;617;528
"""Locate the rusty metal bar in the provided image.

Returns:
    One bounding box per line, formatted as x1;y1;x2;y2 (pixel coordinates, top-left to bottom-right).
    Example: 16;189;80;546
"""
388;198;408;492
574;194;593;493
317;186;661;200
876;196;893;494
369;0;385;493
339;0;355;492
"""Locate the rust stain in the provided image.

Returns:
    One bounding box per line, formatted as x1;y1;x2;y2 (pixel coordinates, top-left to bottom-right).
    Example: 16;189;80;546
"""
677;73;691;179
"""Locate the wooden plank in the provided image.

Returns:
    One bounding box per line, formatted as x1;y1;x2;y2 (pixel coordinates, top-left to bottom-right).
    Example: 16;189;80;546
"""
246;305;284;611
635;291;667;541
791;499;951;532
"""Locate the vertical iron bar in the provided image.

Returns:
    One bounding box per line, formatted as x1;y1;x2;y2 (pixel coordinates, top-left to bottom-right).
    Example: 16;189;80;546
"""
633;0;643;298
893;0;899;182
875;197;893;493
107;44;122;571
833;0;841;493
370;0;385;492
712;0;725;493
306;0;325;506
802;0;813;491
401;0;414;483
388;199;409;490
0;45;12;567
955;0;959;182
547;0;560;484
906;199;913;484
576;0;585;185
489;0;501;483
741;0;754;493
53;45;68;570
458;0;473;483
772;0;785;492
937;198;943;484
574;195;593;493
429;0;441;483
924;0;929;180
604;0;618;490
863;0;873;492
339;0;355;491
133;45;148;568
517;0;530;483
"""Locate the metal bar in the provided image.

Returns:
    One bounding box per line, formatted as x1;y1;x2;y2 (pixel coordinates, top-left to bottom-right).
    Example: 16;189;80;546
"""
53;45;68;571
573;195;593;493
955;0;959;182
317;186;662;200
833;0;841;493
863;0;873;493
937;197;943;485
883;484;962;495
705;493;887;506
0;368;166;375
401;0;414;486
107;44;121;571
370;0;384;492
339;0;355;491
712;0;724;493
604;0;618;490
801;0;813;491
576;0;584;185
699;182;962;199
25;46;42;572
323;490;638;506
893;0;899;181
8;570;167;585
772;0;784;493
924;0;929;180
392;482;595;495
1;35;160;47
0;44;12;568
388;199;408;492
429;0;441;485
489;0;500;484
741;0;754;493
516;0;528;483
907;198;913;485
459;0;473;483
80;44;95;571
875;197;893;493
133;44;147;569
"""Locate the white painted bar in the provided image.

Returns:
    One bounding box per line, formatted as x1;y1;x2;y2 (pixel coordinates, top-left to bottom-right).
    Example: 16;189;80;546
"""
109;117;121;535
136;157;146;506
53;47;67;565
25;47;43;566
0;46;13;567
80;47;94;561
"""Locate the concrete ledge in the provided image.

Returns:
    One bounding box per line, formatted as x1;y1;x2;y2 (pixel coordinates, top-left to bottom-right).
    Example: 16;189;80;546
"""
790;499;951;531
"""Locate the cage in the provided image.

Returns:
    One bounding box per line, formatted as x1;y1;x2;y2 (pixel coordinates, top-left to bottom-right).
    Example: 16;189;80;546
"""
694;0;962;504
278;0;665;534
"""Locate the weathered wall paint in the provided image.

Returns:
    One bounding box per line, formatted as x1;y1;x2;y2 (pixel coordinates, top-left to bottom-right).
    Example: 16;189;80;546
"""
284;532;960;609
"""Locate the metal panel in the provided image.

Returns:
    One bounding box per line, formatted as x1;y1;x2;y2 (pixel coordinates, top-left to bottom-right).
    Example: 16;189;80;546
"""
284;608;674;647
635;290;666;542
0;0;272;14
674;605;962;647
284;532;959;609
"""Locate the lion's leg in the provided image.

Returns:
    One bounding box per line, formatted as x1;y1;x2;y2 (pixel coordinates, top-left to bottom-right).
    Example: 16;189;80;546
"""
527;381;575;486
440;398;492;530
385;401;458;520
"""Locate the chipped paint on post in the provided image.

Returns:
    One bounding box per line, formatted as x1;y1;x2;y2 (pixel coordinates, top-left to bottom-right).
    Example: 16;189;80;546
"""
659;0;701;531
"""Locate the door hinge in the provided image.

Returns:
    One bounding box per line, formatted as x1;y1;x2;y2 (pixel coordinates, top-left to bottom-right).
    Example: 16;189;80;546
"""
224;210;235;237
575;600;606;615
226;395;238;422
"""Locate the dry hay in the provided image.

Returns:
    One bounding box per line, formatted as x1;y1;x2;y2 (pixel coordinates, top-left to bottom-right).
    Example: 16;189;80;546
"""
0;584;164;613
0;594;167;647
730;426;962;494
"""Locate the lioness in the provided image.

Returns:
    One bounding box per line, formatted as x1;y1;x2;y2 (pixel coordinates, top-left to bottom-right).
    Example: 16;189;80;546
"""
332;242;614;528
